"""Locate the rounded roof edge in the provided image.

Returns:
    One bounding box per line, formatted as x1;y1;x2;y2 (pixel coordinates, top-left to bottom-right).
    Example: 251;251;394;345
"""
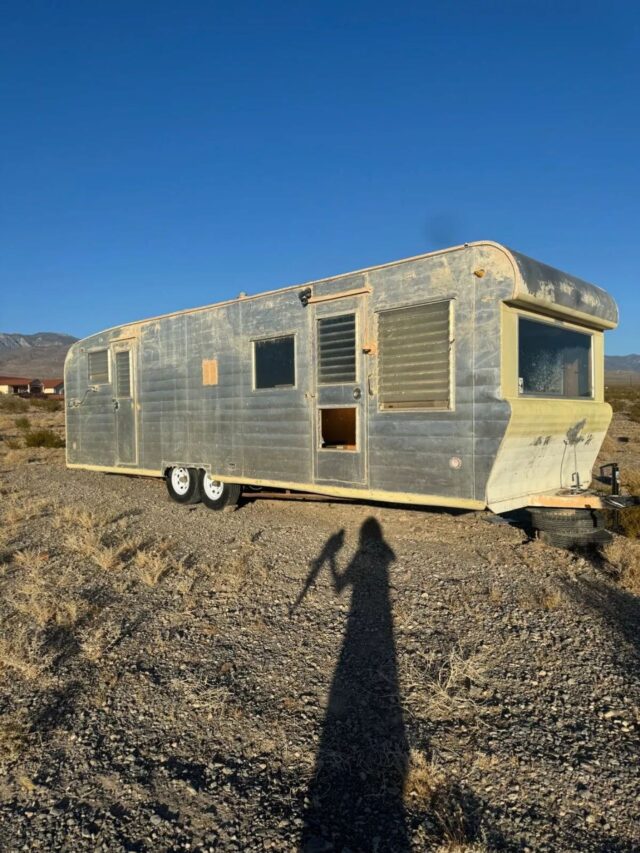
506;248;618;330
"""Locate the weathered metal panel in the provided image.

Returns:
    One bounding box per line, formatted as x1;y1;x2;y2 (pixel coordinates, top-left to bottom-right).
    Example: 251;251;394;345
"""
509;250;618;329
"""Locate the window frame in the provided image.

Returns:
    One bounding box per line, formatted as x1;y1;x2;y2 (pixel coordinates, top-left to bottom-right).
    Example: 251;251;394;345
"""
376;297;455;414
87;347;111;386
114;349;133;399
316;310;359;386
516;313;595;401
251;332;297;392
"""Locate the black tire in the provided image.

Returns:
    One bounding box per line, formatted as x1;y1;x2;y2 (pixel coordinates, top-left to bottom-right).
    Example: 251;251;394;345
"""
199;471;242;511
539;528;613;549
529;508;605;533
166;467;202;504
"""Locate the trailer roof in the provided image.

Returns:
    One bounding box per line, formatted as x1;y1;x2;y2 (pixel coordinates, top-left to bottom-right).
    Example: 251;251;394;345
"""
74;240;617;342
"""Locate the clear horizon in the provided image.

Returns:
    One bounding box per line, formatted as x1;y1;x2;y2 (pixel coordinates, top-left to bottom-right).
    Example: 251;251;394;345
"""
1;2;638;354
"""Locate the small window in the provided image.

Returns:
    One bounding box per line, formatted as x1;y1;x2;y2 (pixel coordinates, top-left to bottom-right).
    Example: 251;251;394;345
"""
254;335;295;389
88;349;109;384
115;351;132;397
378;300;452;410
318;314;356;384
519;317;592;398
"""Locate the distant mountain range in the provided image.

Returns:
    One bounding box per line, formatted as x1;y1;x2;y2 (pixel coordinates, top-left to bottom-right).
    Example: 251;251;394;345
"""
0;332;78;377
605;354;640;373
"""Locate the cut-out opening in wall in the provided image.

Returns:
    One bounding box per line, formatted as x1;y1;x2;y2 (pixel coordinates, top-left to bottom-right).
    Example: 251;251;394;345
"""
320;407;357;450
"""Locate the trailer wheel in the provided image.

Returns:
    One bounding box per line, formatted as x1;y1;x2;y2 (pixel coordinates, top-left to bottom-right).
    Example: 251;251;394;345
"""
199;471;241;511
528;507;611;549
529;508;606;533
166;467;201;504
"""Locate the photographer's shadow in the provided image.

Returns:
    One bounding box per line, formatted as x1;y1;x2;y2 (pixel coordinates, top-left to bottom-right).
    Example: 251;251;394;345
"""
299;517;409;852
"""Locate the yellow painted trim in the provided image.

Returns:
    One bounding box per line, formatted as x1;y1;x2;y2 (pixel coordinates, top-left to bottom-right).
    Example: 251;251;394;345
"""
211;475;485;509
65;463;485;510
506;293;617;330
501;304;605;401
67;462;162;477
307;286;371;304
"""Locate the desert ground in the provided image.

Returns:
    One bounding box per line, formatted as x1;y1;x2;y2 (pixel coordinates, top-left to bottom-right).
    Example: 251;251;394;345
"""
0;399;639;852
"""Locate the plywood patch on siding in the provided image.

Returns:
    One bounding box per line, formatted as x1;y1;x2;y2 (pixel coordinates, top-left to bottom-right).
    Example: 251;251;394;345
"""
202;359;219;386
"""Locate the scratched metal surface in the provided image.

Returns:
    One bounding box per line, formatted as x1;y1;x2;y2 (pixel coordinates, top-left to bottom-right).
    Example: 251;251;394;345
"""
64;242;617;508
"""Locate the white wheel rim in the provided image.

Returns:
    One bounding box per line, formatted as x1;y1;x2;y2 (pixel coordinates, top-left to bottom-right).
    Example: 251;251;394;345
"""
203;474;224;501
171;467;191;496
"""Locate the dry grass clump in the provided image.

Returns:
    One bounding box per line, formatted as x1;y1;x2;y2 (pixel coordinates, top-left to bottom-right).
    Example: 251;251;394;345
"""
0;628;44;679
603;537;640;595
612;468;640;540
2;496;52;527
9;566;88;630
536;586;564;610
427;648;487;721
133;540;175;586
53;505;98;530
12;548;50;569
405;647;487;724
0;711;30;760
404;751;485;850
404;749;447;808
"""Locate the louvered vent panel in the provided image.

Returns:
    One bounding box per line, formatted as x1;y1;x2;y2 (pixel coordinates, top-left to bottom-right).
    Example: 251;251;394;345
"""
88;349;109;384
115;351;132;397
318;314;356;384
378;301;451;409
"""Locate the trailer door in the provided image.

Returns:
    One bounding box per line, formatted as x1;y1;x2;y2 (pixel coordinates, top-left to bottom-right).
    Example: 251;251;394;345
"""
312;295;368;486
111;341;138;466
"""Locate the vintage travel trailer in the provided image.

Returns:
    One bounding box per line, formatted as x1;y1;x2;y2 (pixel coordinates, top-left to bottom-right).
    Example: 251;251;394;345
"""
65;241;622;543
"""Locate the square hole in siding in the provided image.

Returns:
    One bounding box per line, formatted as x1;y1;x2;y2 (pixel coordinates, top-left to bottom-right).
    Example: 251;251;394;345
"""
320;408;357;450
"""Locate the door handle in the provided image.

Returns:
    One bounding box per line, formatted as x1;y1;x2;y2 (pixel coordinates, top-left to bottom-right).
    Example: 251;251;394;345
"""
113;399;120;410
352;387;362;400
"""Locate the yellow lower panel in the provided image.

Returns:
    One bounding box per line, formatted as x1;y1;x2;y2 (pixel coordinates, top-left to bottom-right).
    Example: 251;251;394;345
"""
486;398;612;513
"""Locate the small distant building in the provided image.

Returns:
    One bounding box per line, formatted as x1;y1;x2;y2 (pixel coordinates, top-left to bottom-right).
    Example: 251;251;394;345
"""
0;376;64;396
42;378;64;395
0;376;31;395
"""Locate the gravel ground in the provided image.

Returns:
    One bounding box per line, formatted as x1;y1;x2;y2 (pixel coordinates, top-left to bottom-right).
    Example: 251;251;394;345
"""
0;411;639;852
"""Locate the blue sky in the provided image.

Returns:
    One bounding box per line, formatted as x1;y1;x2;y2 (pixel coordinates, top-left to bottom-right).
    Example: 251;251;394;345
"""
1;1;638;353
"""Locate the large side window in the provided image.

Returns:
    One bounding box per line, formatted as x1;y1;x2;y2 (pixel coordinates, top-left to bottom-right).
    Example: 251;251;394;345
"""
518;317;592;398
317;313;356;384
88;349;109;384
254;335;295;389
378;300;452;410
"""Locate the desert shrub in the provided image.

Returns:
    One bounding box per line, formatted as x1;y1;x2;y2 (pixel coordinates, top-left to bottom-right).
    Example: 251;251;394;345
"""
4;438;21;449
618;508;640;539
29;398;63;413
609;398;627;413
15;416;30;431
23;429;65;449
0;397;28;413
628;402;640;423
